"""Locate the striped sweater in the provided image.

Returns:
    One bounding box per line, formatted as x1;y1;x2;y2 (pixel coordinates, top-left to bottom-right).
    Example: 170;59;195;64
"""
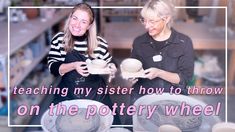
47;32;112;76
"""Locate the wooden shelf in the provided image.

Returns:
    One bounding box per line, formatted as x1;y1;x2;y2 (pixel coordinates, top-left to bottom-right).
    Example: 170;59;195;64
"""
10;47;50;88
9;9;70;88
100;1;139;6
10;9;70;55
6;8;71;130
99;0;143;35
102;12;140;17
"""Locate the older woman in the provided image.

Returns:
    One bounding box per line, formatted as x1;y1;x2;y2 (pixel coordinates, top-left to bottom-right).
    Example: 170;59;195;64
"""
47;3;116;104
129;0;194;102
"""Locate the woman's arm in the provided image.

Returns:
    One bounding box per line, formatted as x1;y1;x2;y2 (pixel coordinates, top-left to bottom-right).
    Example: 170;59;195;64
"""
47;32;64;76
96;36;117;81
174;37;194;87
144;36;194;86
59;61;89;76
144;68;180;84
48;32;89;77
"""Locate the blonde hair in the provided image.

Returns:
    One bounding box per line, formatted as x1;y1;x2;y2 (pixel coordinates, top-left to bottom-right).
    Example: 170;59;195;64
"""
141;0;175;28
63;3;97;56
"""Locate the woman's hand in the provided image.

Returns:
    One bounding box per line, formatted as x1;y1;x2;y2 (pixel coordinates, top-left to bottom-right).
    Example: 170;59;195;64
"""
144;68;163;80
73;61;89;77
144;67;181;84
128;78;138;85
107;63;117;82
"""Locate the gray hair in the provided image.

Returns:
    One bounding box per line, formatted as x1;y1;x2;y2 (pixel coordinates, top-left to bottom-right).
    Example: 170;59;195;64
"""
141;0;176;28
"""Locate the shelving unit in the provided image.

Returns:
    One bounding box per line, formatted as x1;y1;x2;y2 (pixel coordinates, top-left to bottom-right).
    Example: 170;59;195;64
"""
0;22;8;90
0;22;8;57
10;47;50;88
10;9;70;55
6;8;71;129
0;22;10;132
99;0;145;35
9;9;70;88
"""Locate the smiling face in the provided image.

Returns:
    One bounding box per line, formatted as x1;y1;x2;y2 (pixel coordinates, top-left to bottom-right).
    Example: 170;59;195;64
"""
141;17;166;38
140;0;174;39
140;8;168;38
69;10;91;36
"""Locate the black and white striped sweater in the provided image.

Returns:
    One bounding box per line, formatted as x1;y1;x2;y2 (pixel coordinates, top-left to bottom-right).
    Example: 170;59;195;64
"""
47;32;112;76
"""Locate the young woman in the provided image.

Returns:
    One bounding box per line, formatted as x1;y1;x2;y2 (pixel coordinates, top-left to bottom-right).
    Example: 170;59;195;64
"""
47;3;117;105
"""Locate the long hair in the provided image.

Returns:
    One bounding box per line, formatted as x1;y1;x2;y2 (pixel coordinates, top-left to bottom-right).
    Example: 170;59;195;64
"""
63;3;97;56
